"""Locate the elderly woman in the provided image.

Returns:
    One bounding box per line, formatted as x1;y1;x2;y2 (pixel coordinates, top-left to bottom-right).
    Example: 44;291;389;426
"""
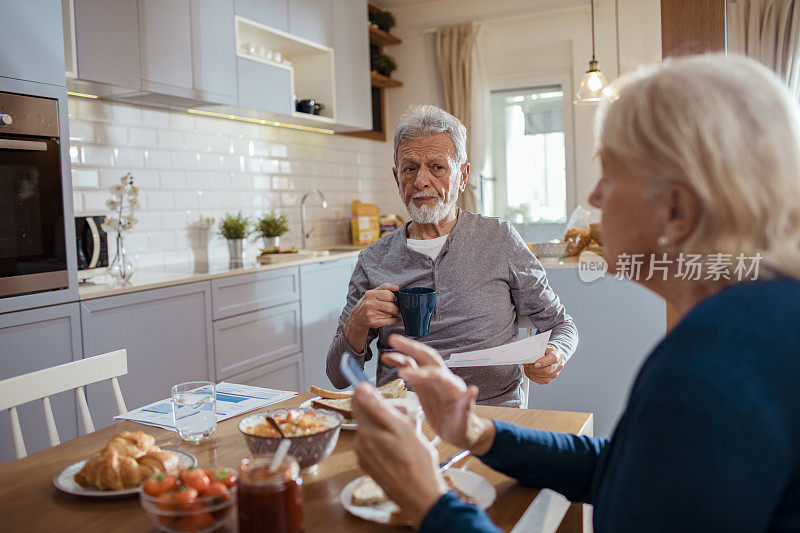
351;54;800;532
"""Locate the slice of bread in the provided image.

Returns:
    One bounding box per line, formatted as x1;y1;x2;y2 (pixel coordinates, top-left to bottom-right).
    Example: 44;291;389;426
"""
352;476;388;506
311;398;353;418
309;379;406;400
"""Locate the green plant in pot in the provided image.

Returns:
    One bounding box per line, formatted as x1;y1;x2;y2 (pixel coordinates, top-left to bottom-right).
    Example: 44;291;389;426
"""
219;212;250;268
371;10;395;33
255;212;289;249
373;53;397;78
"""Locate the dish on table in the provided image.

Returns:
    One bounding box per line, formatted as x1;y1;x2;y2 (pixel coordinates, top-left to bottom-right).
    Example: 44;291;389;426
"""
54;448;197;498
341;469;496;525
301;379;416;430
238;407;343;470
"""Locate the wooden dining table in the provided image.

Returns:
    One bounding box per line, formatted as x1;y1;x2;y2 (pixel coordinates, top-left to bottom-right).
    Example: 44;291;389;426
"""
0;392;593;532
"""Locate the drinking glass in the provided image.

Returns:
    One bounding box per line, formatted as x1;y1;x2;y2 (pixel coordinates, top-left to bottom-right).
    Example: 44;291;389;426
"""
171;381;217;442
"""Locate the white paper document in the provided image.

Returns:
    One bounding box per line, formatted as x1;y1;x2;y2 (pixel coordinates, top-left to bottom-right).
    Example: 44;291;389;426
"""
445;330;552;368
115;382;296;430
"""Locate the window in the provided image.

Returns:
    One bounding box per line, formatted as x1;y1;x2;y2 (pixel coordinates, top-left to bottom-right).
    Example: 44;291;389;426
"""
483;86;567;226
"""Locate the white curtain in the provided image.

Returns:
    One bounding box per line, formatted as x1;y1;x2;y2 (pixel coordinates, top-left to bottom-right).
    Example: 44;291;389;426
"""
727;0;800;98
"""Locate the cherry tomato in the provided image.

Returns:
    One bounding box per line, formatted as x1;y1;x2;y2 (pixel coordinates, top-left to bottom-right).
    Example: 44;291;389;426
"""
209;467;237;488
155;492;177;527
143;473;179;497
200;482;229;502
174;512;214;533
171;486;200;512
180;468;210;492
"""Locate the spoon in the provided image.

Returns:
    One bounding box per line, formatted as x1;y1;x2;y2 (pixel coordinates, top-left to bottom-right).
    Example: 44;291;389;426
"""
265;416;286;438
269;438;292;473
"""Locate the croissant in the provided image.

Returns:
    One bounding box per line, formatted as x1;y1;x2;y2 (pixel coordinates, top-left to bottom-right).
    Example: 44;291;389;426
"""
74;431;178;490
74;448;144;490
104;430;158;458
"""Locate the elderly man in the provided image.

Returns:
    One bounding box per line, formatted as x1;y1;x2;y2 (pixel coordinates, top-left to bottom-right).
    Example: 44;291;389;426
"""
325;104;577;407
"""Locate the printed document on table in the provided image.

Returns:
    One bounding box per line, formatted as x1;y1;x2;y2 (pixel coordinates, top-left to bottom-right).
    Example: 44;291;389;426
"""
115;383;296;430
445;330;552;368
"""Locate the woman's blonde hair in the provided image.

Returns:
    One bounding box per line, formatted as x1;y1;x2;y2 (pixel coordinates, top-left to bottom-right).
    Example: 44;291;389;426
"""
596;53;800;279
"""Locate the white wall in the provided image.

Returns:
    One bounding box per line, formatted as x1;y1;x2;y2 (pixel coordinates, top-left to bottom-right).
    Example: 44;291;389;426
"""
380;0;662;208
68;98;404;268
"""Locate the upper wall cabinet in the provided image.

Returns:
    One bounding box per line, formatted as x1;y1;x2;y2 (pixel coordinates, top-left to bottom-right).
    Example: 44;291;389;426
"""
332;0;371;130
191;0;238;105
235;0;289;31
0;0;66;87
288;0;332;48
138;0;194;94
70;0;142;91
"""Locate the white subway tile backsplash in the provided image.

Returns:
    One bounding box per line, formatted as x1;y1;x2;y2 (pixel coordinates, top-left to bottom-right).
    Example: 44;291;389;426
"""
144;149;173;169
72;169;99;189
128;127;158;147
69;99;400;266
82;146;115;166
115;147;145;168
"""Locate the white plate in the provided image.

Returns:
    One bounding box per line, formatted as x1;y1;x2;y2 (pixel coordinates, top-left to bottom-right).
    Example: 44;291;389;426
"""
341;469;496;525
301;392;419;430
53;448;197;498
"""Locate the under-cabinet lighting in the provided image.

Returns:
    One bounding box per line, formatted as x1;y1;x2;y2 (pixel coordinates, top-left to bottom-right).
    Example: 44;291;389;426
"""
67;91;99;99
186;109;335;135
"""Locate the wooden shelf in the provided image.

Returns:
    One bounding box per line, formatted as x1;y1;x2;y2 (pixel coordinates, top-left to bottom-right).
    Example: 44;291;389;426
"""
371;71;403;88
369;26;402;46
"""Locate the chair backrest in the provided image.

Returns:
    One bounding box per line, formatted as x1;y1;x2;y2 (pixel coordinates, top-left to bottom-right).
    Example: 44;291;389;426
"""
516;315;534;408
0;349;128;460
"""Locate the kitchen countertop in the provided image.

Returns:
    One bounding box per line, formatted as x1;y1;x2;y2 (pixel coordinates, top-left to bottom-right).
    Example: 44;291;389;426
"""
78;248;362;300
77;248;581;301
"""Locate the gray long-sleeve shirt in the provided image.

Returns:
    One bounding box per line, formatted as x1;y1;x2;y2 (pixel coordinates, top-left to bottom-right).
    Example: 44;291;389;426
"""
325;210;578;407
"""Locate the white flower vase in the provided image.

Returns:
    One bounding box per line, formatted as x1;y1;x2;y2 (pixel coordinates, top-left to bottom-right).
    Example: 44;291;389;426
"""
188;229;211;273
108;233;135;282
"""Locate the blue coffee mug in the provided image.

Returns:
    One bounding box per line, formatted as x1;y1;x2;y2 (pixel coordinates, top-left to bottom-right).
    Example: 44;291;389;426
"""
394;287;436;337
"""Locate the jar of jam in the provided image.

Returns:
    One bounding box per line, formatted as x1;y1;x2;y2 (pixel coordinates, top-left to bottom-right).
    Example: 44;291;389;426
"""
238;454;304;533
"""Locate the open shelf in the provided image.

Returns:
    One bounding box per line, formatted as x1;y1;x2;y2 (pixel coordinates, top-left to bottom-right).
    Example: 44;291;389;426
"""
369;26;402;47
235;16;336;121
371;71;403;89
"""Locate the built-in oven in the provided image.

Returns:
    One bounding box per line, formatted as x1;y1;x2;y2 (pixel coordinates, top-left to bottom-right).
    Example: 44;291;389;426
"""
0;91;69;298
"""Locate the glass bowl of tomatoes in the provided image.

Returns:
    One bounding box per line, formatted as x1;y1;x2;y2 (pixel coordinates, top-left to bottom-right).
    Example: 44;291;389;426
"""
139;466;238;533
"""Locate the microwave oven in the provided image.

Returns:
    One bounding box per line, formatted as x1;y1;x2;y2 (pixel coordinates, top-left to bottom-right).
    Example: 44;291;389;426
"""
75;215;109;280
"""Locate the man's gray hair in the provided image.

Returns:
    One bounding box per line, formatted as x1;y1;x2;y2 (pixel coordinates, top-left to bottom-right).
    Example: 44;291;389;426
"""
393;105;468;167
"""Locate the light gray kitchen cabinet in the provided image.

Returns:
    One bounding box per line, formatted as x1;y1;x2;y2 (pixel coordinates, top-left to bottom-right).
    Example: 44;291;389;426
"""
331;0;372;130
138;0;194;95
236;58;294;115
81;282;214;430
73;0;142;89
213;302;302;379
211;266;299;320
288;0;332;47
235;0;289;31
0;303;81;465
191;0;238;105
0;0;65;87
226;353;303;391
300;257;358;390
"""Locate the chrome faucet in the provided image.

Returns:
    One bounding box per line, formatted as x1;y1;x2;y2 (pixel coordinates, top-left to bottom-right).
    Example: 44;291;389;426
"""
300;188;328;249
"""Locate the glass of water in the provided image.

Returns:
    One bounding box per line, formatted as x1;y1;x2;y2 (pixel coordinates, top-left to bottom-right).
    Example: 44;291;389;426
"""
171;381;217;442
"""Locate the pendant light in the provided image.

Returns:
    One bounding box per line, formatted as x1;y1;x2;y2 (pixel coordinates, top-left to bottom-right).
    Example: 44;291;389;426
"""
574;0;609;104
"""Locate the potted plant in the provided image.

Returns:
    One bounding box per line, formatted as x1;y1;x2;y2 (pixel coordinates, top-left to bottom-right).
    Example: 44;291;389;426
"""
373;53;397;78
186;214;215;272
369;10;395;33
218;212;250;268
254;212;289;249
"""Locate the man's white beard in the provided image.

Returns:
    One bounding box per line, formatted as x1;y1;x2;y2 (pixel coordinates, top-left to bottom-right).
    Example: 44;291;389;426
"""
405;172;459;224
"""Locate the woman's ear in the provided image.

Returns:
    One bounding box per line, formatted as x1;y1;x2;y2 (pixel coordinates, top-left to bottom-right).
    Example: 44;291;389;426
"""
664;184;701;246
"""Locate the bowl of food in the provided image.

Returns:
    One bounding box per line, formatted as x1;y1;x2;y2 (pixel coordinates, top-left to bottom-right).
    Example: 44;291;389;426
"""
239;407;344;470
139;466;238;533
528;241;568;258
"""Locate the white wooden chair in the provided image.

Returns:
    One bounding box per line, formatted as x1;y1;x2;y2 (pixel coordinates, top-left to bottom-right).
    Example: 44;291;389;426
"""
0;349;128;460
517;315;535;408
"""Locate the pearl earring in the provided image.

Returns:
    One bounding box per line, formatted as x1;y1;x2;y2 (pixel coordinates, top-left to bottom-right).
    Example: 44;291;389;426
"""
657;235;669;246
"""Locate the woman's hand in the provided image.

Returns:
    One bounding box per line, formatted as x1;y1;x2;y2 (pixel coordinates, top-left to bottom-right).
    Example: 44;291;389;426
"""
381;334;496;454
352;383;448;528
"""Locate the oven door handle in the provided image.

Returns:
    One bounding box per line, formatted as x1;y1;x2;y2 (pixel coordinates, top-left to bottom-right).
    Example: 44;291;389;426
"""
0;139;48;151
